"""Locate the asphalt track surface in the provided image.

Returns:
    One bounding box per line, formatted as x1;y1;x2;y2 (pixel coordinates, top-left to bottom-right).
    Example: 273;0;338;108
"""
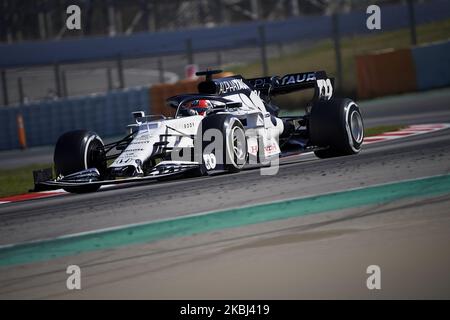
0;88;450;299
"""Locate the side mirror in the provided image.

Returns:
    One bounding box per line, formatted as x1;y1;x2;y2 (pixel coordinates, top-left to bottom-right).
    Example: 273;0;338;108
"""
132;111;145;124
132;111;145;119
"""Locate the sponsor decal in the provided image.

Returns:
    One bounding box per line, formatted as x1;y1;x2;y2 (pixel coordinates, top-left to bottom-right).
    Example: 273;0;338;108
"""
129;140;150;145
122;148;144;152
264;143;278;156
203;153;217;170
316;78;333;100
218;79;250;94
280;73;316;86
116;158;133;164
129;132;151;145
183;122;195;129
249;77;273;88
134;133;151;141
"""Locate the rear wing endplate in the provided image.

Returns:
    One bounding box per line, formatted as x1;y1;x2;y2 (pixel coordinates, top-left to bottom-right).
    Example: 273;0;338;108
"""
247;71;334;100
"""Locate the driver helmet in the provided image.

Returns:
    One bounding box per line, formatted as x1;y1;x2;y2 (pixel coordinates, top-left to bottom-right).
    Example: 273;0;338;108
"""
189;99;212;116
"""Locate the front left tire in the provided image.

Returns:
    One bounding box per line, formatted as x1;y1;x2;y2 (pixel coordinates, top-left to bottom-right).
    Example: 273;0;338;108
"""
54;130;106;193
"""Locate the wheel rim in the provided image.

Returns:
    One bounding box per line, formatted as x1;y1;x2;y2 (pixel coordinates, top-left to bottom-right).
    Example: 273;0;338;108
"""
231;126;246;165
349;110;364;144
86;138;106;175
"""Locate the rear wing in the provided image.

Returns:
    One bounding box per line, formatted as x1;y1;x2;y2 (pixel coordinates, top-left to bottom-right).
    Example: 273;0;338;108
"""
247;71;334;100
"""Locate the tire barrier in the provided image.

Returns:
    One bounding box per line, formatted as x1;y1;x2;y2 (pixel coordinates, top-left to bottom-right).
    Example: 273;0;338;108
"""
356;48;417;99
356;40;450;99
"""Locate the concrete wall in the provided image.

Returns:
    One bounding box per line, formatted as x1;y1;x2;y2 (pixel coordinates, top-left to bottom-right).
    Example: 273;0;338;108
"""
0;87;150;151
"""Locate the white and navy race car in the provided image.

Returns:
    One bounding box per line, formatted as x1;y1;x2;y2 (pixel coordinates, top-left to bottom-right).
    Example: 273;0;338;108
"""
34;69;364;193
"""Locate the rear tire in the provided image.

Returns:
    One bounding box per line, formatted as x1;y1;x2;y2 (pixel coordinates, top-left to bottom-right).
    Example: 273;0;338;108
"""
54;130;106;193
309;98;364;159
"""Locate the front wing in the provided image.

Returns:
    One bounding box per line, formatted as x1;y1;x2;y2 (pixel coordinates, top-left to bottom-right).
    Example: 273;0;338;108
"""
33;161;200;191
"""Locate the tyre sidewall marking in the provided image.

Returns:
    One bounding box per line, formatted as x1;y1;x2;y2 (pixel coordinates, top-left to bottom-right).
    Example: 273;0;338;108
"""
344;102;363;153
84;135;104;170
225;120;247;169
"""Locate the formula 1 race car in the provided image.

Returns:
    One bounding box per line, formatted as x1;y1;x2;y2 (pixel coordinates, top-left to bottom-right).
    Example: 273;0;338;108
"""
33;69;364;193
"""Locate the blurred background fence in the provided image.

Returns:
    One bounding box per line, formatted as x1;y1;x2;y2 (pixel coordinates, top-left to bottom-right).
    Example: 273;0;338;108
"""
0;87;149;150
0;0;450;150
1;0;448;68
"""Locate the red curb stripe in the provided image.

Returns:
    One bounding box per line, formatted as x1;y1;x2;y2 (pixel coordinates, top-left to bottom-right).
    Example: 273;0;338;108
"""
400;128;435;132
380;132;415;136
0;192;66;203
